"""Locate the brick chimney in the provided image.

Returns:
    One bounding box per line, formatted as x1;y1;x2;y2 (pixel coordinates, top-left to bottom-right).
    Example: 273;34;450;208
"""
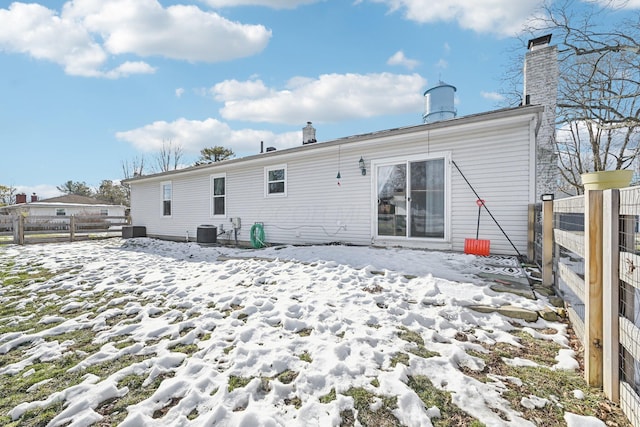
16;193;27;204
30;193;38;202
524;34;559;200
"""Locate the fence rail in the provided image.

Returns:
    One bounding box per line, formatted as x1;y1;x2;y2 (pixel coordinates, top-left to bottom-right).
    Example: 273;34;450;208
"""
0;214;130;245
535;188;640;427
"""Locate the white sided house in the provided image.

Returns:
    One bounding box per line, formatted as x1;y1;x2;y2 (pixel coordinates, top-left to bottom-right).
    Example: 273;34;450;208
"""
0;194;127;218
126;37;558;256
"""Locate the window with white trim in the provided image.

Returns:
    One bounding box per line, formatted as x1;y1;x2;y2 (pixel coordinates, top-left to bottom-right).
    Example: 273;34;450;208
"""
161;181;172;216
211;174;226;217
100;209;108;216
56;208;66;216
265;165;287;197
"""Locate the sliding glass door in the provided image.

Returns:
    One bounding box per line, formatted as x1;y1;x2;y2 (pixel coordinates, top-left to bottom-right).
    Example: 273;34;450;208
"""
376;157;445;239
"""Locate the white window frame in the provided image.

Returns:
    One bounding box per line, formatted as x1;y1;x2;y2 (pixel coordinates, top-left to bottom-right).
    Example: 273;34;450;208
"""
161;181;172;217
210;173;227;218
264;164;287;197
371;151;451;242
56;208;66;216
100;209;108;216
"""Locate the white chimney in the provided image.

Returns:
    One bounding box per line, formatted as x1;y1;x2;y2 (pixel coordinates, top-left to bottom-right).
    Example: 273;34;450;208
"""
302;121;317;145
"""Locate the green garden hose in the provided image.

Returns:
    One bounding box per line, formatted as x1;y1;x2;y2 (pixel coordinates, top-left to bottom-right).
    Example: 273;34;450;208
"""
250;223;266;248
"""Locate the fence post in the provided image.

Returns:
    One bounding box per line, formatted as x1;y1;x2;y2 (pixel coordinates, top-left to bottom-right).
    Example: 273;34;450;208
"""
69;215;75;242
602;189;619;401
541;197;554;286
17;215;25;245
584;189;603;387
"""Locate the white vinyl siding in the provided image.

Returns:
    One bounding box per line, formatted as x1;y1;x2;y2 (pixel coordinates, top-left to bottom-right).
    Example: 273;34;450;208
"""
128;107;539;255
211;174;226;218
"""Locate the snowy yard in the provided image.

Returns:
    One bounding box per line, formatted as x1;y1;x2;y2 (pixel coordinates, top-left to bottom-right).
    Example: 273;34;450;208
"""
0;238;628;426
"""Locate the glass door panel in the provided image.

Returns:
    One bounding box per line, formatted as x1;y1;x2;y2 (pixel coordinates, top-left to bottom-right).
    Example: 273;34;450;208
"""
410;159;444;238
377;164;407;236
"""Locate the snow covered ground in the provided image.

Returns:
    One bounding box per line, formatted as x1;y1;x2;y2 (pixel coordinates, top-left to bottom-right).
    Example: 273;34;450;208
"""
0;238;609;427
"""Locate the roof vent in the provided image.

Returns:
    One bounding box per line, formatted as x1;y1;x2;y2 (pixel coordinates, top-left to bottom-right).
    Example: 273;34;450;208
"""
266;146;276;152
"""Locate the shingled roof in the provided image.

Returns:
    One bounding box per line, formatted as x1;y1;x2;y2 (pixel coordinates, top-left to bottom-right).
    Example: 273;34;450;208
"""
38;195;117;205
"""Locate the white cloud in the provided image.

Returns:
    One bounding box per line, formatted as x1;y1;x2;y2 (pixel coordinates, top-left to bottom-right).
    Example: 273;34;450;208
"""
176;88;185;98
116;118;301;155
211;79;272;102
66;1;271;62
387;50;419;70
592;0;640;8
366;0;543;36
212;72;427;124
202;0;321;8
481;91;505;102
435;59;448;69
0;1;271;78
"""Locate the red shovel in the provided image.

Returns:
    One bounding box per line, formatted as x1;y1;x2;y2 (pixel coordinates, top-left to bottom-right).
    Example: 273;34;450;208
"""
464;199;490;256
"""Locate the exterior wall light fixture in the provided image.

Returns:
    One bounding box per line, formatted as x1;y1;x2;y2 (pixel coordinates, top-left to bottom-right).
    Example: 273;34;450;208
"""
359;157;366;175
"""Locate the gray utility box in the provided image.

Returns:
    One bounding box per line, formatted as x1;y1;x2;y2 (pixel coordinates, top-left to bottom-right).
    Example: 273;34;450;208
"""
122;226;146;238
197;225;217;244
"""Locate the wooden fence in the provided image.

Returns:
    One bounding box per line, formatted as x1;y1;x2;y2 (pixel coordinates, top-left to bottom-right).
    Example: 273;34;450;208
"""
536;188;640;426
0;214;130;245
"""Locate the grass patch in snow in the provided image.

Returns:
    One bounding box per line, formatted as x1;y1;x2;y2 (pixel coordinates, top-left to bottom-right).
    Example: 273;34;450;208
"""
464;326;631;426
342;387;401;427
390;352;409;367
297;328;313;337
407;375;485;427
397;326;424;346
319;388;336;404
298;351;312;363
276;369;298;384
228;375;252;392
96;373;173;426
398;326;438;359
168;342;199;355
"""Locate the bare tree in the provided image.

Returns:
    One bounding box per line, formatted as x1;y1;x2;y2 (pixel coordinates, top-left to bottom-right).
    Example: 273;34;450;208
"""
0;184;16;206
121;156;145;205
503;0;640;193
154;139;184;173
121;156;145;180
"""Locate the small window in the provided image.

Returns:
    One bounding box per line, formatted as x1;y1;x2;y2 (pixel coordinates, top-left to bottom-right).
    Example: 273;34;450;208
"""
56;208;66;216
265;165;287;197
100;209;108;216
161;181;172;217
211;174;226;217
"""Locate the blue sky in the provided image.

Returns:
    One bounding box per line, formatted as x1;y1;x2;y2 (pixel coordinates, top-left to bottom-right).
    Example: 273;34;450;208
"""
0;0;636;199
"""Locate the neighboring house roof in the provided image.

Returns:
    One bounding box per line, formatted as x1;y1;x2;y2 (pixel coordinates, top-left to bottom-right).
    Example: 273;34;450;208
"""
38;195;116;205
123;104;545;184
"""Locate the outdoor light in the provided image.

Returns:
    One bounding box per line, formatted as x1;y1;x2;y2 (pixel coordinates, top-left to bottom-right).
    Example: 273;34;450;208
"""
359;157;366;175
541;193;554;201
